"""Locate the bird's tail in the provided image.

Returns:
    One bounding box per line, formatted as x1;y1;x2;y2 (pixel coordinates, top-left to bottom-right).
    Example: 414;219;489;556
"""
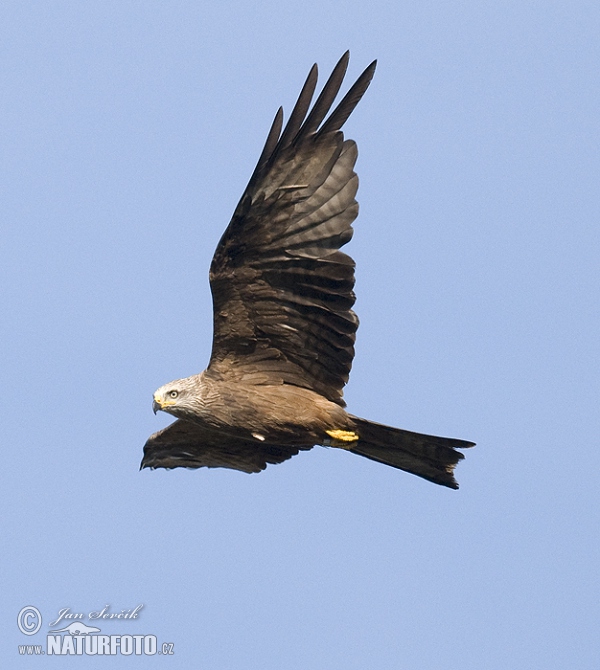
347;415;475;489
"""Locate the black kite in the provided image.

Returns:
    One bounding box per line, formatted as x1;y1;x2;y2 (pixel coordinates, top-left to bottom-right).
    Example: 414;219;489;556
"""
142;53;474;488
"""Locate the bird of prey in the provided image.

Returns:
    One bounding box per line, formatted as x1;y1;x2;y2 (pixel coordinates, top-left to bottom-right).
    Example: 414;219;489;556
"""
142;52;474;488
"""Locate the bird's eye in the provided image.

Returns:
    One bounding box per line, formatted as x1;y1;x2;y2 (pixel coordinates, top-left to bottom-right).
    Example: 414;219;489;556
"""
169;390;179;399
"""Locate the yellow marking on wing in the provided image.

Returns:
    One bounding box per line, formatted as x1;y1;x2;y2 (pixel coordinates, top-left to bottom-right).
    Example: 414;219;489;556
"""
278;184;309;191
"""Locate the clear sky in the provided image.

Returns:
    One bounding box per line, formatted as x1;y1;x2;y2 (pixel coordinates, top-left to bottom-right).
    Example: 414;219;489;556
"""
3;1;599;668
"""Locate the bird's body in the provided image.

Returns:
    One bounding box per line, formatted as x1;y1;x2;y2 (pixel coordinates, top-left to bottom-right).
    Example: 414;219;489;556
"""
153;373;351;446
142;53;474;488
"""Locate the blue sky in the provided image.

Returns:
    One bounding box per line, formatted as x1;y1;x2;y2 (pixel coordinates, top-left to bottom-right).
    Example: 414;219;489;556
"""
3;1;599;668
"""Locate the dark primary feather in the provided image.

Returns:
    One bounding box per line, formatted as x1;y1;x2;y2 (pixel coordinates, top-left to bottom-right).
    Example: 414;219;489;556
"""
295;52;350;140
207;53;377;406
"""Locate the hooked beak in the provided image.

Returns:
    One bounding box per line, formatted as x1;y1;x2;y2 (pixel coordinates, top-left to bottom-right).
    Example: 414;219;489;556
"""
153;391;177;415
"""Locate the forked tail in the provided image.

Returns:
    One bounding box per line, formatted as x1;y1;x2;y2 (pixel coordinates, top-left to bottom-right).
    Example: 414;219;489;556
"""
348;416;475;489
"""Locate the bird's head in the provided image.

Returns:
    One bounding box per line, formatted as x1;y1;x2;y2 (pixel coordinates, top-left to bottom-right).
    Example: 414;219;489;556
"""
152;377;200;420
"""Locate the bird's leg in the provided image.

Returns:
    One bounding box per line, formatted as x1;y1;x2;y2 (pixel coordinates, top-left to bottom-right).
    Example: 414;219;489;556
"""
323;429;359;449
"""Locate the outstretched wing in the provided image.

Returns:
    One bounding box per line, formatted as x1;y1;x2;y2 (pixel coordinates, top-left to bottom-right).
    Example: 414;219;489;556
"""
207;53;377;406
141;419;311;473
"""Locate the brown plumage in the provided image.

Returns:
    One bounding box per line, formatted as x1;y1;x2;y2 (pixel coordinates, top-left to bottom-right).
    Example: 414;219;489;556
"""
142;52;475;489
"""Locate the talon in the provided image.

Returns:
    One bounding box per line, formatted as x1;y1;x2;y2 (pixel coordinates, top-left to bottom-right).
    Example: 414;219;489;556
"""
325;429;359;448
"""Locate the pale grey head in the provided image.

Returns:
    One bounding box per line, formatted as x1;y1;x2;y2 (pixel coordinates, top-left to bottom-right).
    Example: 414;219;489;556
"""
152;375;206;422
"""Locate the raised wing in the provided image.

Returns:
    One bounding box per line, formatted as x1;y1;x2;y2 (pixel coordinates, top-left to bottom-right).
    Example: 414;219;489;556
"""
142;419;311;473
207;53;377;406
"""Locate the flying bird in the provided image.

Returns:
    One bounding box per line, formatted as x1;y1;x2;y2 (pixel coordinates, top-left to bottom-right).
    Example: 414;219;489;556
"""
142;52;474;488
